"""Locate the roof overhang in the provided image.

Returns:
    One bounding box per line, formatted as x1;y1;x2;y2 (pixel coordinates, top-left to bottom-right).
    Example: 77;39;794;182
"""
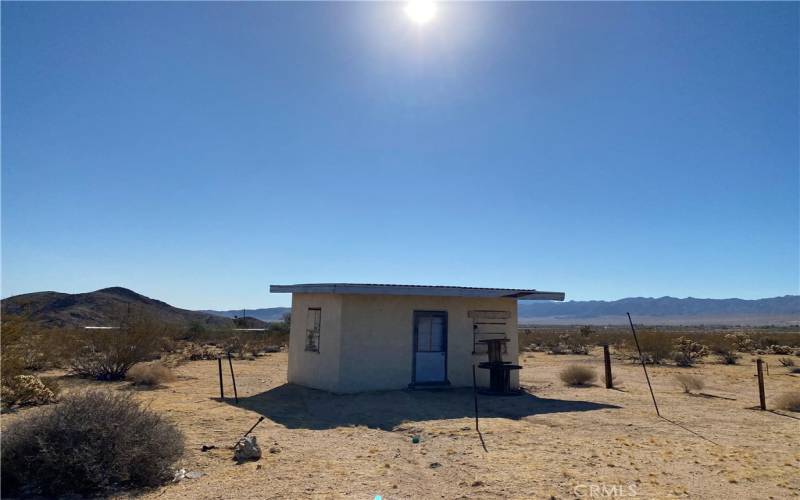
269;283;565;301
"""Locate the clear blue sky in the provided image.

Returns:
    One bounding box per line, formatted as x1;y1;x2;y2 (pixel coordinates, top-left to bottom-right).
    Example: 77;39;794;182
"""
2;2;798;309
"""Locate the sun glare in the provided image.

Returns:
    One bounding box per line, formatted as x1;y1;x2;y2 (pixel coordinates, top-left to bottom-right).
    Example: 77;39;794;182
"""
405;0;437;25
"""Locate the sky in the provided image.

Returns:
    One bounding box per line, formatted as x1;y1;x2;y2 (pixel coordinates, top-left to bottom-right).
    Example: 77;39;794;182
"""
2;2;798;309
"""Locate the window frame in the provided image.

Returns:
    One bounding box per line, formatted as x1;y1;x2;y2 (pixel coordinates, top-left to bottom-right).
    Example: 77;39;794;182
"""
305;307;322;352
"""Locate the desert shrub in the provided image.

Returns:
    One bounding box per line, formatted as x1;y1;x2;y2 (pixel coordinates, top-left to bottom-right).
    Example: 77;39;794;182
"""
1;318;29;382
724;333;753;352
717;351;740;365
223;334;245;358
181;342;221;361
672;336;709;367
1;390;184;497
65;314;163;380
710;336;740;364
674;373;704;393
559;365;597;386
772;392;800;412
768;345;794;355
1;374;60;409
778;357;796;367
632;332;673;364
126;363;176;386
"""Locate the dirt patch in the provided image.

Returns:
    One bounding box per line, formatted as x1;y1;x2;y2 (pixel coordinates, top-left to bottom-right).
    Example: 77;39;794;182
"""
3;351;799;498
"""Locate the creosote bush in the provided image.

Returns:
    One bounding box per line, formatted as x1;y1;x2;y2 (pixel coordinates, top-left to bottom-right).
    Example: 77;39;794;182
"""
65;313;164;380
1;390;184;497
559;365;597;386
772;392;800;412
674;373;704;393
631;333;673;364
126;362;176;386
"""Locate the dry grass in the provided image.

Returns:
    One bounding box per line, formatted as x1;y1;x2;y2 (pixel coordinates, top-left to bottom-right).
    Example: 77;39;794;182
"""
674;373;704;393
126;363;176;387
559;364;597;386
773;392;800;412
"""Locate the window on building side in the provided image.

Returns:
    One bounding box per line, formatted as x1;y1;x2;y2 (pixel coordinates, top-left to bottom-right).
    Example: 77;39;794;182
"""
305;308;321;352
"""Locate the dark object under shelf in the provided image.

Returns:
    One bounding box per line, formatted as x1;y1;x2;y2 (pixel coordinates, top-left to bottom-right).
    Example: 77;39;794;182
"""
477;339;522;395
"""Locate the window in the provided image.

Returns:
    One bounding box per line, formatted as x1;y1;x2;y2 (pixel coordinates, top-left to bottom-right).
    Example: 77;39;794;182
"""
305;308;321;352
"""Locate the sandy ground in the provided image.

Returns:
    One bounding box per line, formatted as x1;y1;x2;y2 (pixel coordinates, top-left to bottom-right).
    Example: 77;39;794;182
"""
4;350;799;499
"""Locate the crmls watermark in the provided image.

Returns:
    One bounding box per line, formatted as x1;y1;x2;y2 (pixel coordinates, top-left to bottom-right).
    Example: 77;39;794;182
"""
573;483;638;498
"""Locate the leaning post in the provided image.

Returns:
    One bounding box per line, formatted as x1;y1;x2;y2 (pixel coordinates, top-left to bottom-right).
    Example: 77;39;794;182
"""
756;358;766;410
227;352;239;404
603;344;613;389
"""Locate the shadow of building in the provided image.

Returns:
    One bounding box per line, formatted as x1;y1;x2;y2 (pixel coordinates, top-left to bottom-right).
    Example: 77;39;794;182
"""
225;383;620;431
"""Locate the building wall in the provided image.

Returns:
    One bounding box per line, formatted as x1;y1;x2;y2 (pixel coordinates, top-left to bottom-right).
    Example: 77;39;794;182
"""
335;294;519;393
287;293;343;392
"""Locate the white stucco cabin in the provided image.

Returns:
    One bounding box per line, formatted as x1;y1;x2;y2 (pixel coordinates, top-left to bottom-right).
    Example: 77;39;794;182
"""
269;283;565;393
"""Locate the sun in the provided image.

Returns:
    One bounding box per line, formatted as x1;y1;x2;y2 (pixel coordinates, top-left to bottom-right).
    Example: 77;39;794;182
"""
404;0;437;25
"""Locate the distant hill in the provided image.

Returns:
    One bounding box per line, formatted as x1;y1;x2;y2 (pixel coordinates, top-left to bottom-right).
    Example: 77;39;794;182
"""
1;287;248;330
4;287;797;328
200;307;290;322
519;295;800;326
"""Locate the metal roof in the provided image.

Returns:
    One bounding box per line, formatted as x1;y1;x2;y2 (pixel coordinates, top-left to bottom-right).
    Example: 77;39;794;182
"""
269;283;565;301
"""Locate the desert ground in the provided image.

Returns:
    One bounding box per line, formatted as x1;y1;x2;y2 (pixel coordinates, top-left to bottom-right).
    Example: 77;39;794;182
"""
4;350;799;499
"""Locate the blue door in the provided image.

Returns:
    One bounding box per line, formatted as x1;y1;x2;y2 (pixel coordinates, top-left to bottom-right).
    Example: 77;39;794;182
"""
413;311;447;384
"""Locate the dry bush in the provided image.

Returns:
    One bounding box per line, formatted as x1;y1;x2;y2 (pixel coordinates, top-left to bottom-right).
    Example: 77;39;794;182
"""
778;357;796;367
1;390;184;497
631;332;674;364
126;363;176;386
724;333;754;352
674;373;705;393
65;314;164;380
768;345;794;355
559;365;597;386
181;342;221;361
772;392;800;412
672;336;710;367
1;375;60;409
710;336;740;364
1;318;28;382
717;351;740;365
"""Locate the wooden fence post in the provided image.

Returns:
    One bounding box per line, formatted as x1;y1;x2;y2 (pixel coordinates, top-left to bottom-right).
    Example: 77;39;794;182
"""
227;352;239;404
603;344;613;389
218;357;224;400
756;358;766;410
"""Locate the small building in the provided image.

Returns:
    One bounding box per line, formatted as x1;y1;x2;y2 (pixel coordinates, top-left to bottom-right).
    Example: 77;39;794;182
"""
269;283;565;393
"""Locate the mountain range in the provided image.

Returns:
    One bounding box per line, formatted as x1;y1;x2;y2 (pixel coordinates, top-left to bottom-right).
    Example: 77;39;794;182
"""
517;295;800;325
2;287;798;328
203;295;800;326
1;287;252;329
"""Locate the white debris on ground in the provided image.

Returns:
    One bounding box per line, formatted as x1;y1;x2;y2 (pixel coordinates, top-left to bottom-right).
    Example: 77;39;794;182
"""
233;436;262;462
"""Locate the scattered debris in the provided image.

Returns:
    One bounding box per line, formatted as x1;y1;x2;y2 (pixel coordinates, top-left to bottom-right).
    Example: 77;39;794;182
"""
269;446;281;454
201;444;216;452
471;480;484;487
411;435;420;444
234;436;262;462
173;469;204;482
429;462;441;469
